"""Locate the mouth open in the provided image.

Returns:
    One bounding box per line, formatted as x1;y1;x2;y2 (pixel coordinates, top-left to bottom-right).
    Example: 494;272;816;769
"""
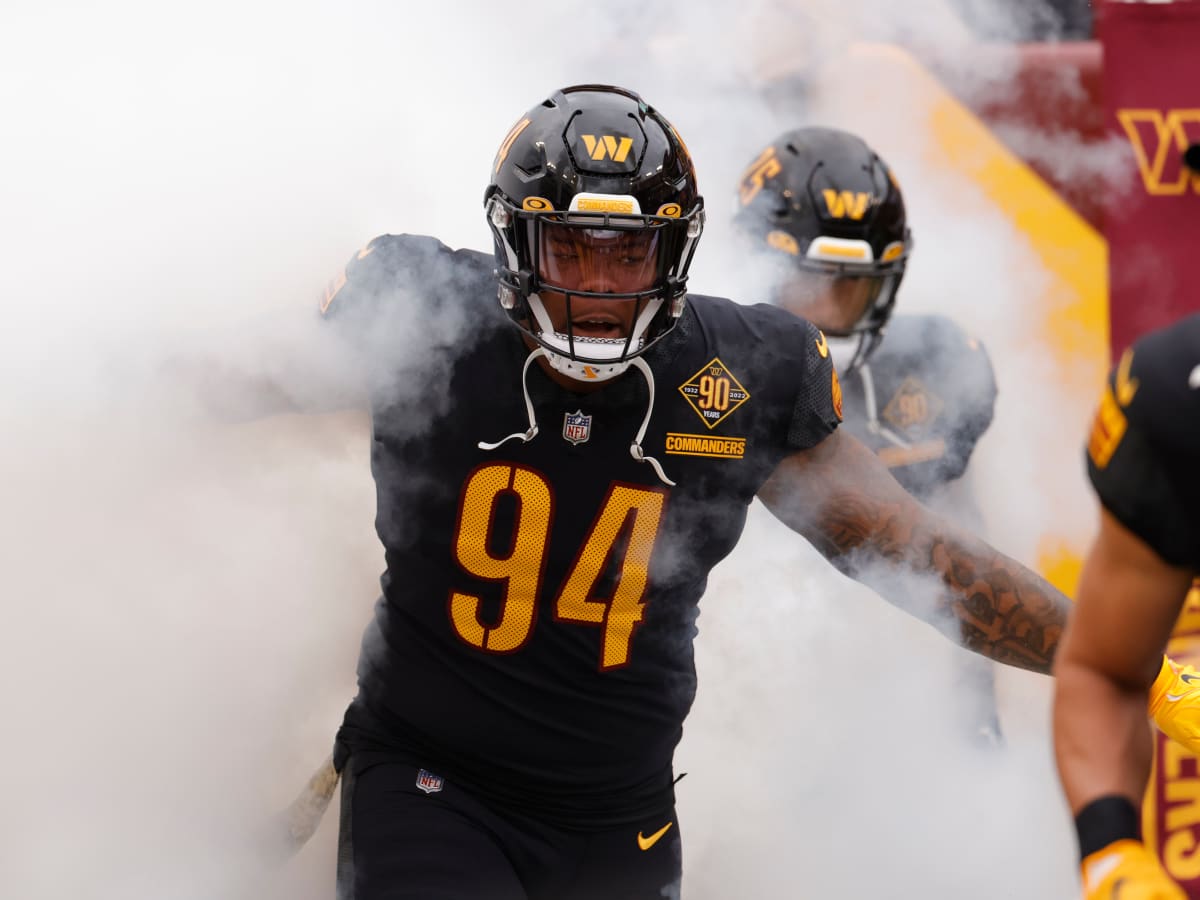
569;314;625;340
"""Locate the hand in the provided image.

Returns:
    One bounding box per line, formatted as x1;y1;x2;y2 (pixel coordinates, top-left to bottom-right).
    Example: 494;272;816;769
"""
1081;840;1186;900
1148;657;1200;755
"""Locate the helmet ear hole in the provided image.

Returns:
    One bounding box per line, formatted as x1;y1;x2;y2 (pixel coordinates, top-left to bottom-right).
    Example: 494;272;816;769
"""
489;199;512;229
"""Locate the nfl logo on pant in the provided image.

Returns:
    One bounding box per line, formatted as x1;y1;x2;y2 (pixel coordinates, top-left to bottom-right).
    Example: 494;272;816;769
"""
415;769;444;794
563;409;592;445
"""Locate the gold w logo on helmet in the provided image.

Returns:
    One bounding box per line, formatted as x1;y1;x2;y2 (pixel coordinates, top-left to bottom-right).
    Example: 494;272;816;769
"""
821;190;872;220
581;134;634;162
1117;109;1200;195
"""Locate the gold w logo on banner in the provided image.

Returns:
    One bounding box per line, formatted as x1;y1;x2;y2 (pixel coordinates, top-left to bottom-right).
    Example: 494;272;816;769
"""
1116;109;1200;196
821;189;872;220
581;134;634;162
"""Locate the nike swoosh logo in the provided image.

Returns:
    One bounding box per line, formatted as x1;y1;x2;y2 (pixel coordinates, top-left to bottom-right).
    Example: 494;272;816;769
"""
1182;672;1200;686
1082;848;1123;891
637;821;673;851
814;331;829;359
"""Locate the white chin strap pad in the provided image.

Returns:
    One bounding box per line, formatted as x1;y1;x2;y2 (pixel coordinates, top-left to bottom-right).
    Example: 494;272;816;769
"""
546;352;631;383
527;292;663;384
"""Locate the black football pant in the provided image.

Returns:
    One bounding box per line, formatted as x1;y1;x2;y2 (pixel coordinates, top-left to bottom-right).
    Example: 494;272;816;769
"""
336;757;682;900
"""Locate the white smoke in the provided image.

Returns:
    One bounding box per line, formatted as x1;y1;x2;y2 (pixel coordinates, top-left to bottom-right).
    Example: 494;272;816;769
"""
0;1;1097;897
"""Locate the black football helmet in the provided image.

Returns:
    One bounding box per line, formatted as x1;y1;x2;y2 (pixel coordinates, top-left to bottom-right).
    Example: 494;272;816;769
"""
733;126;911;373
484;85;705;382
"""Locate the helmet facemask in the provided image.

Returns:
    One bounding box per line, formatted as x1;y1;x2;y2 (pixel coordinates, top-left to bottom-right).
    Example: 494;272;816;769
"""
770;236;908;375
487;192;704;382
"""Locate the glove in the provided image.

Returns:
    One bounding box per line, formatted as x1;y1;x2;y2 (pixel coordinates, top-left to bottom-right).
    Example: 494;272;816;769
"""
1148;657;1200;754
1081;840;1186;899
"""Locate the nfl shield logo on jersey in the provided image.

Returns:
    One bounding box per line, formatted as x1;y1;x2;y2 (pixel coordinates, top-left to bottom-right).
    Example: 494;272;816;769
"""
563;409;592;445
415;768;444;794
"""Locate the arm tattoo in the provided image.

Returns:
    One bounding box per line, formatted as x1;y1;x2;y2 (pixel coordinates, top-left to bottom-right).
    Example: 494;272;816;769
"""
816;491;1068;674
760;432;1070;674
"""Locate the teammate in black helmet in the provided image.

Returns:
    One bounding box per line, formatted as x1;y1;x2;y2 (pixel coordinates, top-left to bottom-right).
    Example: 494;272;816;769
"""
735;127;909;377
1054;314;1200;900
734;125;1003;743
315;86;1073;900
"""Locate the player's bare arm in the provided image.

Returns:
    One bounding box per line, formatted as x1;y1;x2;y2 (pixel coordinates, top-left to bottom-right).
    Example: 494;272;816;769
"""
1053;508;1196;812
757;427;1069;673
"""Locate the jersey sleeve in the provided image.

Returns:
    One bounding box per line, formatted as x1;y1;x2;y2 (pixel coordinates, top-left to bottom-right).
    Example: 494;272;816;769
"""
784;318;843;451
304;234;410;409
319;234;404;341
1086;316;1200;569
316;232;491;377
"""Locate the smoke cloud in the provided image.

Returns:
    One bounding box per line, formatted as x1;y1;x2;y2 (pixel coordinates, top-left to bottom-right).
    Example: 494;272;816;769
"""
1;1;1098;897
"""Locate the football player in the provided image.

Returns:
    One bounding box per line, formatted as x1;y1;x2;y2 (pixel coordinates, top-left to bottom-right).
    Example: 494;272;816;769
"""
316;85;1075;899
1054;314;1200;900
732;126;1004;744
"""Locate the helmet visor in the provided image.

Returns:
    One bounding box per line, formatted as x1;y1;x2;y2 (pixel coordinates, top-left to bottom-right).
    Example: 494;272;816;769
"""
776;273;885;336
536;220;662;295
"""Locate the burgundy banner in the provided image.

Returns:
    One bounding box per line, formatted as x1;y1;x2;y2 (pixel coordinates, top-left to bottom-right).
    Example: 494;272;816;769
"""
1098;0;1200;359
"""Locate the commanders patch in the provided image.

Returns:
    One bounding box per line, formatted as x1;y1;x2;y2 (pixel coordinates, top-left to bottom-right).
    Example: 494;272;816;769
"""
678;358;750;430
563;409;592;445
415;769;444;794
881;376;943;433
1087;384;1127;469
664;433;746;459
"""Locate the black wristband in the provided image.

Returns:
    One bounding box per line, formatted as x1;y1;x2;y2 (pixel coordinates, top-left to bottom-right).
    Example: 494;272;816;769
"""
1075;795;1141;861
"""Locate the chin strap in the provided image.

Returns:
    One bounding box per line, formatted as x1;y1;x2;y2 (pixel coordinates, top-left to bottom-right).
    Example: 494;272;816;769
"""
477;349;675;488
857;362;911;449
477;348;545;451
629;356;675;487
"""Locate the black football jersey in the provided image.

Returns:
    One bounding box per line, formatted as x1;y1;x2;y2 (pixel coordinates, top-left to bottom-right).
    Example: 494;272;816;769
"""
1086;313;1200;569
837;314;997;499
323;234;841;825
